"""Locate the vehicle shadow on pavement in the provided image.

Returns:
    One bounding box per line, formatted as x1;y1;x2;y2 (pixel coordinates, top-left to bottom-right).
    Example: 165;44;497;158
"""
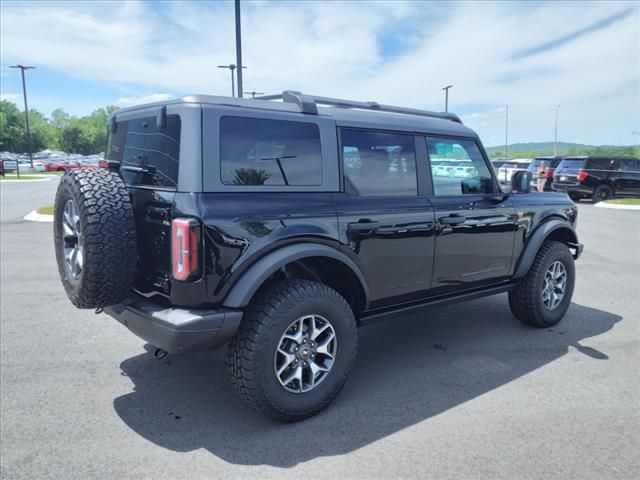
114;295;621;467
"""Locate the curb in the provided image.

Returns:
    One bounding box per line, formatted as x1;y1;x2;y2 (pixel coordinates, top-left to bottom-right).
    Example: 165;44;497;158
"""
1;176;53;183
24;210;54;222
594;201;640;211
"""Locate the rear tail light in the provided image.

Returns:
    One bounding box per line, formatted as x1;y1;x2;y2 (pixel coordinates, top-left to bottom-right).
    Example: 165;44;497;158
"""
171;218;200;281
545;168;554;178
576;170;589;182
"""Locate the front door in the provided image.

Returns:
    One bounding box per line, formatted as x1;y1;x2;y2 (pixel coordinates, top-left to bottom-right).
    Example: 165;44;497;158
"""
424;136;517;292
335;129;436;308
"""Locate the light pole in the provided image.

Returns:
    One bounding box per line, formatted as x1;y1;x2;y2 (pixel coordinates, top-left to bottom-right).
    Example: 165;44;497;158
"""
217;64;247;97
505;104;509;159
442;84;453;112
235;0;244;98
9;64;36;168
244;91;264;99
554;105;560;156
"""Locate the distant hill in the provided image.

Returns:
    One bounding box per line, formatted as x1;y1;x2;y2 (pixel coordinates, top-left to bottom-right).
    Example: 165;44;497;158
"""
485;142;638;159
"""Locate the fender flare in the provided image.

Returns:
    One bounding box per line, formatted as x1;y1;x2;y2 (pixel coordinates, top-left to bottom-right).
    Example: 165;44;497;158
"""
513;219;579;279
222;243;369;309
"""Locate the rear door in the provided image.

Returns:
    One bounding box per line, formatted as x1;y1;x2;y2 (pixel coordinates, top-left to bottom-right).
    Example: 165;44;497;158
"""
612;158;640;196
107;110;182;298
334;128;436;308
424;136;517;292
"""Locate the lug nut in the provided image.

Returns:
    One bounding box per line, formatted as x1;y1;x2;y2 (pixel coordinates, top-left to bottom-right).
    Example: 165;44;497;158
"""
295;347;299;352
295;359;299;363
303;362;308;367
303;338;307;344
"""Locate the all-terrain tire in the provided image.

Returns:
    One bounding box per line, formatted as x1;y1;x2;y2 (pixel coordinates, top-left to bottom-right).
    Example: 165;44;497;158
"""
226;279;358;422
54;168;137;308
509;240;575;328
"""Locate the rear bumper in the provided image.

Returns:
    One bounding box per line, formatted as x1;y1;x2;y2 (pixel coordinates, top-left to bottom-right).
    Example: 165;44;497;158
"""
104;295;243;355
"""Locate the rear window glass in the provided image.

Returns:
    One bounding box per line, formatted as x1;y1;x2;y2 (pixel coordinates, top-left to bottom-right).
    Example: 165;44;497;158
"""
220;116;322;186
529;158;562;169
557;159;585;169
108;115;181;189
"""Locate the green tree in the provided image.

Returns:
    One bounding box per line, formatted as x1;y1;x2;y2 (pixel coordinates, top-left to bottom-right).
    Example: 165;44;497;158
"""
0;100;26;152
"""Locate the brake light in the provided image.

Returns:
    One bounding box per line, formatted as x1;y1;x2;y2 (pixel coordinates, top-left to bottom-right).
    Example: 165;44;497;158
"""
576;170;589;182
171;218;200;281
545;168;553;178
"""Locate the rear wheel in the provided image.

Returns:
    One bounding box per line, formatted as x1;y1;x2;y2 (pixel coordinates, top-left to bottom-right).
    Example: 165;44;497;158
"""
226;279;358;422
509;240;575;328
593;184;614;201
568;192;581;202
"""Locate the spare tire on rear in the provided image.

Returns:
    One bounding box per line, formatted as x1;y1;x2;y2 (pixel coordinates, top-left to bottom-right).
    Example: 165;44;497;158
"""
54;168;137;308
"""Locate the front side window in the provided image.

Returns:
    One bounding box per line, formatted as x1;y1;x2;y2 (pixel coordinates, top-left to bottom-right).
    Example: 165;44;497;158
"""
220;116;322;186
341;129;417;196
427;137;494;195
108;115;181;189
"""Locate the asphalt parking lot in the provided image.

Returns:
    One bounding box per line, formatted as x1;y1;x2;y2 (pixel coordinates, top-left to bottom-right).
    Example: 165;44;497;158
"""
1;179;639;480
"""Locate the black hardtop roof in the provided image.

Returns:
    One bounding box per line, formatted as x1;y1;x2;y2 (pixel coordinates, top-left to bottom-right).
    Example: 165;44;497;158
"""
112;91;477;138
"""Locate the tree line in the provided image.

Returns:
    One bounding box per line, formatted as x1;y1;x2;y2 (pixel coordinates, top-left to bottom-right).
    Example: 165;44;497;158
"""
0;100;118;155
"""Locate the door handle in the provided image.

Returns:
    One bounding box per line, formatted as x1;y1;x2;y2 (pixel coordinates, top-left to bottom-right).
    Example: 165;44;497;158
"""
348;220;381;232
440;215;465;225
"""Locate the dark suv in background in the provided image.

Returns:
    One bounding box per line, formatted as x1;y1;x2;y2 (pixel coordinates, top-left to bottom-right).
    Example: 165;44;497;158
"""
552;156;640;201
527;156;563;192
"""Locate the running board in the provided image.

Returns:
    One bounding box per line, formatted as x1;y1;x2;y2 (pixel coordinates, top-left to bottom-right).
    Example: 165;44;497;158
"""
359;283;516;326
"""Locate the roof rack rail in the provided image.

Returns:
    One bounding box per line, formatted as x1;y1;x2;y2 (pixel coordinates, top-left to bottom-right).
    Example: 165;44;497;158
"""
255;90;462;123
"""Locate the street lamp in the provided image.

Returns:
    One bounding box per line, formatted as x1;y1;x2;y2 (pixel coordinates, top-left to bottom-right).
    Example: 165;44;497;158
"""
505;104;509;159
9;64;36;168
218;64;247;97
554;105;560;156
442;84;453;113
244;91;264;99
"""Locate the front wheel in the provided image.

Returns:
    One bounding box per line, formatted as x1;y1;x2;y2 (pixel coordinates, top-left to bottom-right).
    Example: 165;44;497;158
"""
226;279;358;422
509;240;575;328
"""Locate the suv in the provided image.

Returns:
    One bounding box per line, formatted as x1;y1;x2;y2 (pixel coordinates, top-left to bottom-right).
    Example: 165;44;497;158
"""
496;159;531;185
53;91;583;422
552;156;640;201
527;156;563;191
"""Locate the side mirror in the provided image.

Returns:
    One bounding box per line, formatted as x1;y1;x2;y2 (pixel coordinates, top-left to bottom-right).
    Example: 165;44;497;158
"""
511;170;532;193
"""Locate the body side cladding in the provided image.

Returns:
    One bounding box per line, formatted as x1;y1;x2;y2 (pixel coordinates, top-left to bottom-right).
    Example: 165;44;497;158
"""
222;243;370;309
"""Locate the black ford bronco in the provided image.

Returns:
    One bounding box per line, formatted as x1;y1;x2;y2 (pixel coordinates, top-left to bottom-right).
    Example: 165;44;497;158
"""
54;91;583;422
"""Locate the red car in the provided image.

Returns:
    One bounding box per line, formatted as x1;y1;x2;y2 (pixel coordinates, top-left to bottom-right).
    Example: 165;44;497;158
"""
45;160;81;172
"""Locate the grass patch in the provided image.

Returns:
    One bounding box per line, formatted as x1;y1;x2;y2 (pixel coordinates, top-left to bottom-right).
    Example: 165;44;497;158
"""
0;174;43;181
36;206;55;215
604;198;640;205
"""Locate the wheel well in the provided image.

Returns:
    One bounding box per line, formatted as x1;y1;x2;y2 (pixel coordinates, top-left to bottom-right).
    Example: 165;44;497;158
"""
545;227;577;246
263;256;367;317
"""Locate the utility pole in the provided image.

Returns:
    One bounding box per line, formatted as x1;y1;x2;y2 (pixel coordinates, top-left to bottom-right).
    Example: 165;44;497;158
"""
554;105;560;156
217;64;246;97
505;104;509;159
442;84;453;113
244;91;264;99
235;0;244;98
10;65;36;168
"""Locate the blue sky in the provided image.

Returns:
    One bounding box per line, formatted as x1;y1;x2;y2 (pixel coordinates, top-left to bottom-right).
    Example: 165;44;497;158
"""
1;0;639;146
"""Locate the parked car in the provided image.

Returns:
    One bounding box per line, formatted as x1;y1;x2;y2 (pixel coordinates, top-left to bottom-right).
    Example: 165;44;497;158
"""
53;91;583;422
491;159;508;170
45;160;81;172
497;159;531;184
552;156;640;201
527;156;564;191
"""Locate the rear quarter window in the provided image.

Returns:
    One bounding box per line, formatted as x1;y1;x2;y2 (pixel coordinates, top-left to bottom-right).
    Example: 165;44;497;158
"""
584;158;617;170
108;115;181;189
220;116;322;186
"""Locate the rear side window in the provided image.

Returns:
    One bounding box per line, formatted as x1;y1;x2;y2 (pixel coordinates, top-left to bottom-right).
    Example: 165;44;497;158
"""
108;115;181;189
427;137;495;195
220;116;322;186
340;129;417;196
585;158;617;170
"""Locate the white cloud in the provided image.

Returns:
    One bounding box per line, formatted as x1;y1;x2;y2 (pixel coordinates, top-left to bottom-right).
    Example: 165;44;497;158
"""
0;93;22;104
115;93;173;107
1;1;638;145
